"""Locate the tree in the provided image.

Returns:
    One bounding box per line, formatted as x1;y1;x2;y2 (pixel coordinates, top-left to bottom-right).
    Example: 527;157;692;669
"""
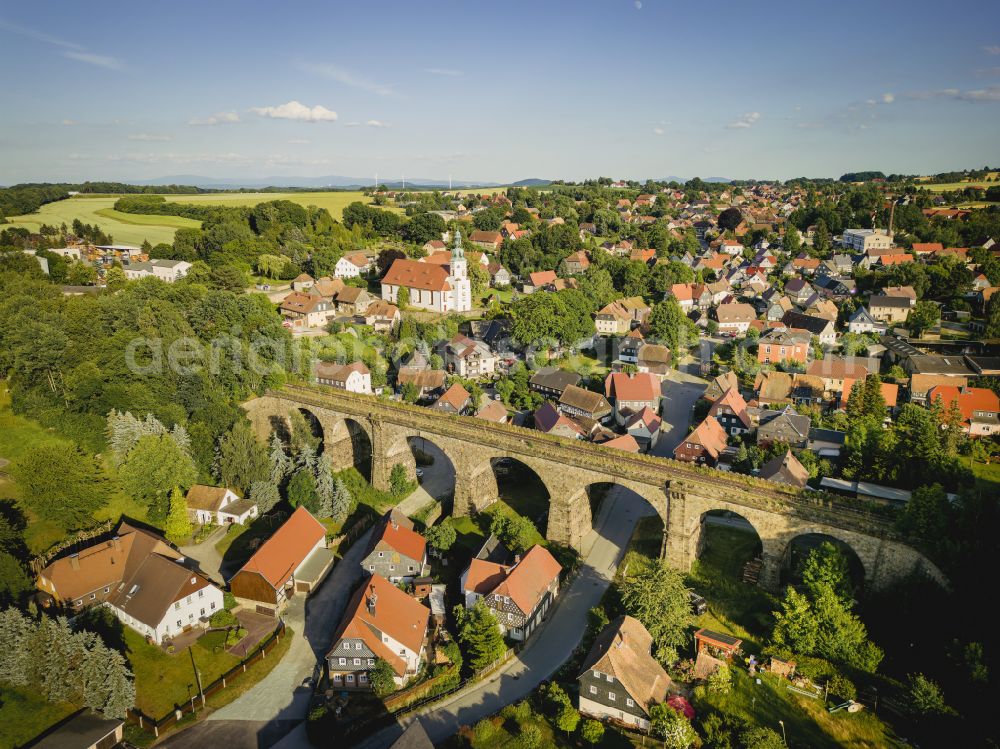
330;476;354;523
314;455;336;517
907;673;955;716
425;521;457;553
620;559;692;663
907;300;940;336
718;207;743;232
648;297;695;354
454;600;507;670
287;468;317;512
985;294;1000;338
249;480;281;515
390;463;412;497
581;719;605;745
814;219;831;253
163;488;191;543
216;421;269;492
801;541;853;603
707;662;732;694
118;433;197;522
649;703;696;748
396;285;410;309
556;702;581;735
10;443;107;530
369;658;397;697
269;433;291;484
377;248;406;276
489;513;535;553
739;727;786;749
403;212;447;245
784;225;802;254
104;265;127;291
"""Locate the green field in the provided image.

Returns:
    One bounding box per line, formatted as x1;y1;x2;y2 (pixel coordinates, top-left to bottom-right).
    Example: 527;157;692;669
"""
0;686;78;749
918;180;995;193
2;190;387;247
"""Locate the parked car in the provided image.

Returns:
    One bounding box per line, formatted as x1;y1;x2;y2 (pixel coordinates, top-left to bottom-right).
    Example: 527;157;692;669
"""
416;468;424;479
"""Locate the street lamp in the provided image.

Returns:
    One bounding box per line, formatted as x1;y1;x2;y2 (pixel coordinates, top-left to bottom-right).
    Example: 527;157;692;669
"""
778;720;786;746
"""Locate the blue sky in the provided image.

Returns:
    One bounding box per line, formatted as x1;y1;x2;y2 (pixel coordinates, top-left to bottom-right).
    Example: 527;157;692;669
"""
1;0;999;184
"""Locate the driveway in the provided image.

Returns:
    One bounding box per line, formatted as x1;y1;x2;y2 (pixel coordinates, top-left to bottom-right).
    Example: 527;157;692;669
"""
652;368;708;458
395;440;455;518
336;483;656;749
180;526;229;586
162;526;375;747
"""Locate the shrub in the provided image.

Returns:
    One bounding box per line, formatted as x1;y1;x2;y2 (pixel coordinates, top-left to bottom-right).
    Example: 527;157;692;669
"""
581;719;605;744
210;609;238;628
707;663;732;694
827;673;856;701
519;725;542;748
473;718;497;742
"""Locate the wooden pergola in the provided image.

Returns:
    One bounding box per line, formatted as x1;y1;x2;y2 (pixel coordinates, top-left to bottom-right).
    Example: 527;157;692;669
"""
694;628;743;659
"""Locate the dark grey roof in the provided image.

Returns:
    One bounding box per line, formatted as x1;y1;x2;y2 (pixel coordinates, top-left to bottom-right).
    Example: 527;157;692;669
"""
781;311;831;335
809;428;846;445
965;355;1000;375
529;366;581;393
908;355;975;376
389;719;434;749
880;335;921;358
869;294;911;308
475;534;516;565
29;711;122;749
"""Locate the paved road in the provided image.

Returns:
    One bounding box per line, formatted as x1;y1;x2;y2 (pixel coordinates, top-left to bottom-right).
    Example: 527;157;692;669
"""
652;368;708;458
394;441;455;517
340;483;657;749
162;527;375;747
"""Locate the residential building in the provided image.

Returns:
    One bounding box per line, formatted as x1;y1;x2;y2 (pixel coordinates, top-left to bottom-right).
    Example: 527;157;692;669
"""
604;372;661;426
757;328;810;365
868;295;911;323
703;371;740;402
841;228;893;252
468;230;503;251
315;361;373;394
847;306;886;335
783;278;814;305
714;303;757;334
529;367;581;398
759;450;809;488
805;356;877;395
31;712;124;749
906;355;974;403
674;416;728;466
396;368;447;401
444;335;496;379
563;251;591;275
280;290;333;328
431;383;471;414
185;485;258;525
781;311;836;346
355;299;400;333
624;407;662;451
228;507;333;616
578;615;671;732
534;402;586;439
559;384;613;423
334;252;372;278
926;386;1000;436
381;233;471;313
36;522;223;644
708;387;751;436
756;406;811;449
326;574;430;689
123;259;192;283
361;509;428;582
330;285;373;316
475;400;509;424
460;545;561;641
636;343;672;378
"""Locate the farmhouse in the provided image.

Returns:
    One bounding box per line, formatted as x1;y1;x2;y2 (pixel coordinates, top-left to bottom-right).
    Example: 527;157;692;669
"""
185;485;258;525
315;361;373;394
334;252;371;278
361;509;428;582
123;259;192;283
228;507;333;616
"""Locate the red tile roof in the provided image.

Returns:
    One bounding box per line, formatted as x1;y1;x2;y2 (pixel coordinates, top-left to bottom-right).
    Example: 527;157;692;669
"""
679;417;728;460
383;258;452;292
236;507;326;589
927;386;1000;423
604;372;659;402
370;509;426;563
488;545;562;615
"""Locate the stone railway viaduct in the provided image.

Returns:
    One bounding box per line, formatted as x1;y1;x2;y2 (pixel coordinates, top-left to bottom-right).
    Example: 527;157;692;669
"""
244;384;946;592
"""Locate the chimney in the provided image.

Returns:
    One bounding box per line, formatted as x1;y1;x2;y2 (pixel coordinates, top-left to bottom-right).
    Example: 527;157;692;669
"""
112;536;121;553
69;554;80;571
513;554;521;565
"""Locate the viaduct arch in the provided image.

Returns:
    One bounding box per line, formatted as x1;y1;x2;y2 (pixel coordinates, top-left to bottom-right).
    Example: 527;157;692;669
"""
244;385;947;593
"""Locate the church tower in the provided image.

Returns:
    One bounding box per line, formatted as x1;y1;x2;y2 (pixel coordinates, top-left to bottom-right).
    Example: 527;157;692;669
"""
450;229;467;280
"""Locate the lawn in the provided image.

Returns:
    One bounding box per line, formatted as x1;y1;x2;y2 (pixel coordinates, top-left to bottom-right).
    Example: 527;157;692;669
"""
0;685;78;749
693;668;901;749
125;627;241;718
2;190;392;247
971;458;1000;493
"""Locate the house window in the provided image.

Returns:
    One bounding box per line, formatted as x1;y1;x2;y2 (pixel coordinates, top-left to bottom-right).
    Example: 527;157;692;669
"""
339;658;346;665
606;674;613;682
90;593;96;600
627;698;635;707
174;602;181;610
198;590;204;598
378;551;384;557
369;565;375;571
210;602;216;610
368;659;374;666
353;658;361;666
589;685;597;695
346;674;354;683
389;565;395;571
359;673;368;684
200;608;205;616
609;692;616;701
355;643;362;650
104;587;110;594
177;620;182;627
333;674;342;683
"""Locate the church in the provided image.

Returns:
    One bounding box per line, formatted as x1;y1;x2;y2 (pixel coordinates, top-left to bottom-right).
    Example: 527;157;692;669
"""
380;231;472;313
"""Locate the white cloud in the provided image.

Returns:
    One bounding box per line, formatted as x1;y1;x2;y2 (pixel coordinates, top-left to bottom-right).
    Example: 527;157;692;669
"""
188;111;241;126
128;133;172;142
61;119;76;126
976;66;1000;77
288;138;311;144
653;127;664;136
424;67;462;77
300;63;395;96
984;45;1000;55
865;99;877;105
726;112;760;129
881;92;895;103
907;85;1000;102
365;119;389;128
635;0;643;8
250;101;338;122
63;50;123;70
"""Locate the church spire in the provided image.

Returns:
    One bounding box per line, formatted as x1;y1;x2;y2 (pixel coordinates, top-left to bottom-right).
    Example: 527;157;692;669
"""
452;229;465;260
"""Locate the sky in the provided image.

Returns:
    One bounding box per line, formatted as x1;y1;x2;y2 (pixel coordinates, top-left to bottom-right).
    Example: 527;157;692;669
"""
1;0;1000;185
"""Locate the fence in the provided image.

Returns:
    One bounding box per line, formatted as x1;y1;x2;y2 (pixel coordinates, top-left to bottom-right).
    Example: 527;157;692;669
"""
126;620;286;738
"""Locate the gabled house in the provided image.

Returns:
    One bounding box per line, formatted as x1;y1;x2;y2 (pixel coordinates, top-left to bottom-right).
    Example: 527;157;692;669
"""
185;485;258;525
757;328;810;365
674;416;728;466
396;368;447;401
559;384;613;423
806;357;877;396
361;509;428;582
326;574;430;690
460;545;561;641
757;406;811;449
636;343;672;378
468;230;503;251
528;367;581;398
708;387;751;436
868;295;911;323
759;450;809;488
604;372;661;426
228;507;332;616
445;334;496;379
315;361;373;394
334;252;372;279
847;306;886;335
563;251;591;275
36;522;224;644
624;407;662;451
926;386;1000;436
784;278;814;305
578;615;672;731
704;371;740;402
781;311;836;346
534;401;586;439
431;383;472;414
713;303;757;334
280;290;333;329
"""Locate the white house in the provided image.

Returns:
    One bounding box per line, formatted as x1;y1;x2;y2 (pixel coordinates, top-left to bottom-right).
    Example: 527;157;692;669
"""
847;306;886;335
123;259;192;283
185;485;259;525
315;361;372;394
444;335;497;379
381;232;472;313
334;252;372;279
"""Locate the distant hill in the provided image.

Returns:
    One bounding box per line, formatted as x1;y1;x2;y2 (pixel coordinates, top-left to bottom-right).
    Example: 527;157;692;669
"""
511;178;551;187
138;174;508;190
